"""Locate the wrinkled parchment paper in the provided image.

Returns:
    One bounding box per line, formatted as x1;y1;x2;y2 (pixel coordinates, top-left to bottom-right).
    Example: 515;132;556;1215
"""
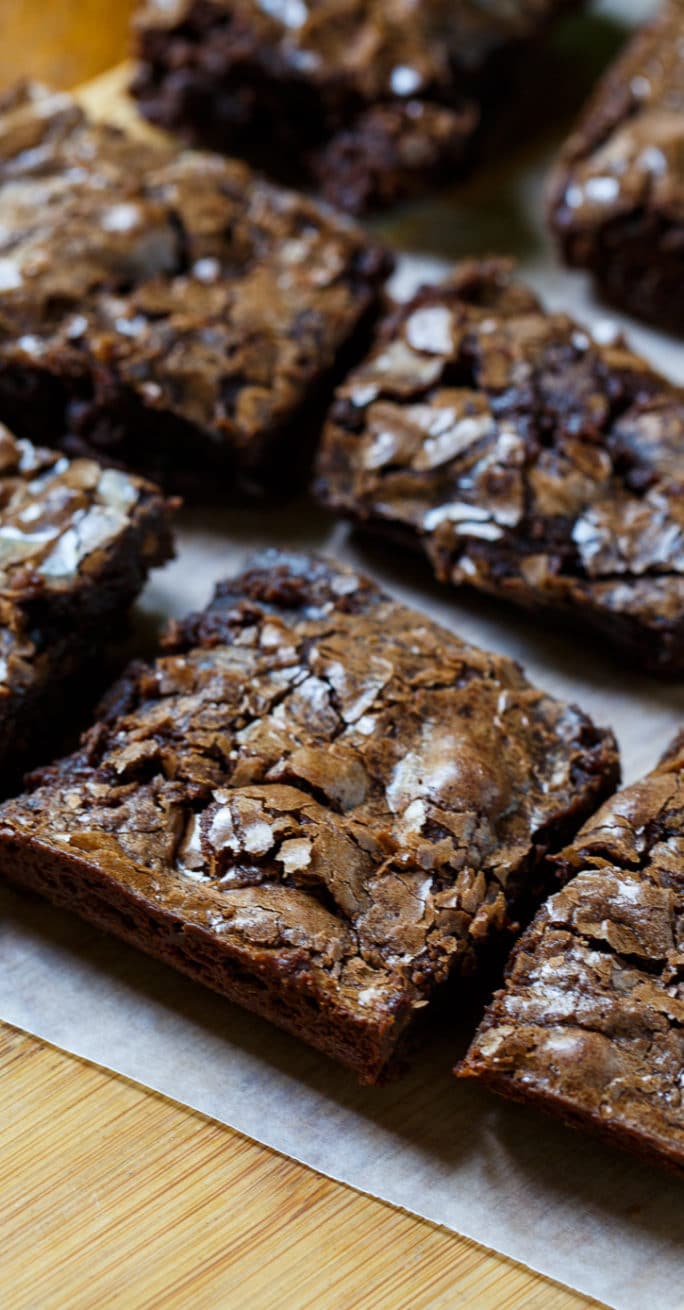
3;2;684;1306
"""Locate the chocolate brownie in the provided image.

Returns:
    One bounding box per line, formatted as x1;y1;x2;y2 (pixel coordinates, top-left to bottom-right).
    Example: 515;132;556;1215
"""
315;258;684;674
0;552;618;1081
0;84;389;495
550;1;684;333
0;421;174;792
458;731;684;1174
132;0;576;215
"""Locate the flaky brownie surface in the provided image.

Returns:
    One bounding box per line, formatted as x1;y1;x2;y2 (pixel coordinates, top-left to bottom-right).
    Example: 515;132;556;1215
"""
0;552;618;1080
133;0;574;213
0;421;174;785
459;733;684;1173
0;84;388;492
315;259;684;672
550;1;684;331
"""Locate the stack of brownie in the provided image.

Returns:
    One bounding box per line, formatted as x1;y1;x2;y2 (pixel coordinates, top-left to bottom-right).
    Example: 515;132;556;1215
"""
1;0;683;1178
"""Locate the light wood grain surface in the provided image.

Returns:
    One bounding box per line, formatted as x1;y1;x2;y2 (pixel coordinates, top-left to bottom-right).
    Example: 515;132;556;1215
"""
0;5;601;1308
2;1024;596;1310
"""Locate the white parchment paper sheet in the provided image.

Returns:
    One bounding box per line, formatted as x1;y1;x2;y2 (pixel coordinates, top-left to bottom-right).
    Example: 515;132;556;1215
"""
2;2;683;1306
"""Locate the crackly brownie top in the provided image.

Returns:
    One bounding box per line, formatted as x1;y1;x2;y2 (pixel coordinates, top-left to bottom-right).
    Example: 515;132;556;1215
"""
0;552;617;1021
0;422;164;697
316;259;684;636
461;732;684;1158
551;0;684;233
136;0;567;104
0;84;386;446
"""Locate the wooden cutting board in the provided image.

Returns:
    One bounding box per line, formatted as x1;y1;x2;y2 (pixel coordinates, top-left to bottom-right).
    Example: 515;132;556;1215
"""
0;6;599;1307
1;1022;596;1310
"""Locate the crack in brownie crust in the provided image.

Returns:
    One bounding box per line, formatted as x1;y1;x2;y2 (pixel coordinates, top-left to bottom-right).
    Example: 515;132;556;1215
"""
132;0;576;214
0;551;618;1080
0;422;174;790
315;259;684;672
0;84;389;494
458;731;684;1173
549;0;684;332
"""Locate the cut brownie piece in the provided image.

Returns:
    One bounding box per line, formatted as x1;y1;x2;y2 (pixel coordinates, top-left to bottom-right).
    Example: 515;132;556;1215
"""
0;84;389;495
315;258;684;673
550;1;684;333
458;732;684;1174
0;421;174;792
0;551;618;1081
132;0;576;215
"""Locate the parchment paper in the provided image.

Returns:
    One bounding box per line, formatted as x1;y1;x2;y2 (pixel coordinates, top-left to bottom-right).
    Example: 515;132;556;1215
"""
3;2;684;1306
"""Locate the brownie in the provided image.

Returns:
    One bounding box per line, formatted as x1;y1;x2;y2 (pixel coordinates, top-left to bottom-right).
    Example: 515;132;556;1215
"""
549;1;684;333
0;84;389;495
0;421;174;792
0;551;618;1081
315;258;684;674
132;0;576;215
458;731;684;1174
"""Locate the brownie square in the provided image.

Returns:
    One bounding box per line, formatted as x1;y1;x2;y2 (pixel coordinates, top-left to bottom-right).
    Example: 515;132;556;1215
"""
132;0;576;215
0;84;389;495
0;421;174;791
458;732;684;1174
549;1;684;333
315;258;684;673
0;552;618;1080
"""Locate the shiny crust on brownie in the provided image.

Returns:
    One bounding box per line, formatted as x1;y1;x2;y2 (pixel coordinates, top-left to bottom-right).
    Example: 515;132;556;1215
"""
549;0;684;331
0;421;174;784
315;259;684;671
459;732;684;1173
0;83;389;491
0;551;618;1079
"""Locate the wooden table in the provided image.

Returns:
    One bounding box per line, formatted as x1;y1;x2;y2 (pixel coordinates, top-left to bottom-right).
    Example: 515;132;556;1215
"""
1;6;599;1307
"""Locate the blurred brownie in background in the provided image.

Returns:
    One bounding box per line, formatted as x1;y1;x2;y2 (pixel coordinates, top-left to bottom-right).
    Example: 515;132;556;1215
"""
0;83;389;496
133;0;580;214
550;1;684;333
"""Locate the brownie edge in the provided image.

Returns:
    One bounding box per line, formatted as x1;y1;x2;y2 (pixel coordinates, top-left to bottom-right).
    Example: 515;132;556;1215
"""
0;551;619;1081
458;732;684;1174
